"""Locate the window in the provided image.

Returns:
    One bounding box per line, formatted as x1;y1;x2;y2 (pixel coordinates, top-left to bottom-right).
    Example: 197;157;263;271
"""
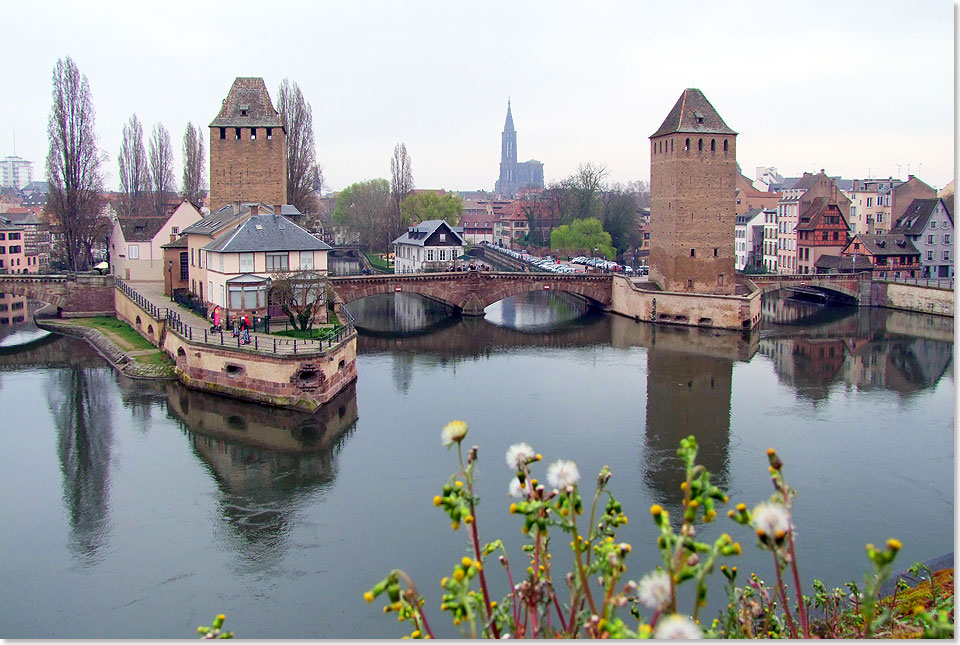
250;128;257;140
172;227;179;234
180;252;188;280
928;234;935;244
944;251;950;261
931;221;938;228
723;140;728;152
128;244;139;259
219;285;225;307
690;248;695;257
300;251;314;270
713;248;718;257
945;234;951;244
8;232;20;240
928;251;934;260
684;138;689;151
239;252;254;272
235;128;241;140
877;213;882;223
711;139;716;152
439;249;447;261
439;233;446;242
191;248;195;266
220;127;226;139
266;128;273;140
867;198;872;208
266;252;288;271
698;138;703;152
427;249;435;261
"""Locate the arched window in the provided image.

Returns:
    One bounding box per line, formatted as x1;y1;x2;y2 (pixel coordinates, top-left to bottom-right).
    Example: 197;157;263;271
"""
684;138;690;151
698;138;703;152
711;139;716;152
670;139;674;153
723;140;728;153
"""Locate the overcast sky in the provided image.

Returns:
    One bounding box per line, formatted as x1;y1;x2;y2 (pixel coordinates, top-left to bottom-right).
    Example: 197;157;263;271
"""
2;0;955;194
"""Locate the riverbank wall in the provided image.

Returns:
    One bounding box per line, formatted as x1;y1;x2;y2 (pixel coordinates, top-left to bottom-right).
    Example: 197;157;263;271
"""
111;281;359;411
871;281;954;317
609;275;762;330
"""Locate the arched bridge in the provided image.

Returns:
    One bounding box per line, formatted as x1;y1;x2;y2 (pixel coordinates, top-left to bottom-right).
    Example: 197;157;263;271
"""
749;272;869;304
329;271;613;315
0;273;115;315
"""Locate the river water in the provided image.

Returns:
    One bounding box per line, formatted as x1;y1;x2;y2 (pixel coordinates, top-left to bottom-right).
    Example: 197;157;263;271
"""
0;292;953;638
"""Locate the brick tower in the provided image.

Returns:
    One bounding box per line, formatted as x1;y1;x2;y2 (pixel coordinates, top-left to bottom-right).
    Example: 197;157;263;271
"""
649;89;737;294
209;77;287;211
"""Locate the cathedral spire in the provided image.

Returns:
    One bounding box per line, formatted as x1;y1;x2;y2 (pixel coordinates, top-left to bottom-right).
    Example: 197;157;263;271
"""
504;99;515;132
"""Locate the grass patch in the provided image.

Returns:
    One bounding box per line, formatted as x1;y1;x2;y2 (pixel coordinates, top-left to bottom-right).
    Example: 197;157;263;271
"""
68;316;157;351
364;252;393;272
138;351;174;366
274;325;342;340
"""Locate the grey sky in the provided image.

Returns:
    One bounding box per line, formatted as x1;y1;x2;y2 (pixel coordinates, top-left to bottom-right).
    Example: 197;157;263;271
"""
2;0;955;194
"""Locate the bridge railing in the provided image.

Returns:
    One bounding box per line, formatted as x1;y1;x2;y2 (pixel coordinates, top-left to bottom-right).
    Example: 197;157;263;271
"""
879;276;954;290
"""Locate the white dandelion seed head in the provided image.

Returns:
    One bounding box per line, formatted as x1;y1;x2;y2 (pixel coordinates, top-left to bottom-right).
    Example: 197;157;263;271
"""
505;443;535;470
546;459;580;490
653;614;702;639
638;570;671;611
508;477;528;499
441;420;468;447
751;501;791;538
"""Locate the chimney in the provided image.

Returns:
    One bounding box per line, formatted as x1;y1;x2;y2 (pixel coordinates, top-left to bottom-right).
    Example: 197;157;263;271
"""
234;199;242;213
169;233;176;243
274;204;284;217
250;204;259;216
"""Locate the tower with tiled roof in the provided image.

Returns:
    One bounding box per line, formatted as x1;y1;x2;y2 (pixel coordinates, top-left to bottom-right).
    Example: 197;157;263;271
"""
209;77;287;211
649;88;737;294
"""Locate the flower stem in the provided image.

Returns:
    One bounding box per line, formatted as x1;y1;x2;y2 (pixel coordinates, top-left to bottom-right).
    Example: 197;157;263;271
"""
458;445;501;640
786;530;809;638
772;553;798;639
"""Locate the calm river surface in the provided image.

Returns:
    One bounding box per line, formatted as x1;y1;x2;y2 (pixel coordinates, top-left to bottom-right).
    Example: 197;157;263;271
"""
0;292;953;638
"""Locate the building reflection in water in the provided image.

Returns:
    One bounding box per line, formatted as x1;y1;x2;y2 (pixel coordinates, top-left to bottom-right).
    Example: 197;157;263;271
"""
639;324;737;513
46;365;116;565
759;298;953;401
164;381;359;567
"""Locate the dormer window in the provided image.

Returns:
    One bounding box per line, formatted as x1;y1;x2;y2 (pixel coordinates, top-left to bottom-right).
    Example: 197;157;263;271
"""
239;103;249;117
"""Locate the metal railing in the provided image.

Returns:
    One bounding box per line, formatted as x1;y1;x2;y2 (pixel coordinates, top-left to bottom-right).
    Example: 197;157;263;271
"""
165;304;356;356
881;276;954;290
116;279;167;321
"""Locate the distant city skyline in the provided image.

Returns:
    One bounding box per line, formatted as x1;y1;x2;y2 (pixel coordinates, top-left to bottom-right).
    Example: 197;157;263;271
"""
1;0;954;195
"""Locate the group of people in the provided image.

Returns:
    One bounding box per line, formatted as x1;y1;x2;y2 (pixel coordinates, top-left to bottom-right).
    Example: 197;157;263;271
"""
211;306;260;345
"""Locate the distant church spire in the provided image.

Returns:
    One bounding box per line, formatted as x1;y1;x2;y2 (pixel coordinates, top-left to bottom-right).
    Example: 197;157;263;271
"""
495;99;543;198
504;98;515;132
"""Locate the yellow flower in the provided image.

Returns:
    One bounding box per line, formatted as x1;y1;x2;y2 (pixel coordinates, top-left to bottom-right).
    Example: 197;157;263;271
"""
391;601;403;612
736;503;746;512
509;503;518;514
454;481;463;488
766;448;776;456
461;556;472;567
733;543;742;555
451;521;460;531
650;504;663;516
440;577;449;586
411;630;421;638
433;496;442;507
490;601;498;608
364;591;375;603
453;569;465;582
886;538;902;551
464;514;474;525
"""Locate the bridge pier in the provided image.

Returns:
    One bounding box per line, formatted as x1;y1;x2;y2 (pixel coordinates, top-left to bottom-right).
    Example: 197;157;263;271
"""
461;294;486;316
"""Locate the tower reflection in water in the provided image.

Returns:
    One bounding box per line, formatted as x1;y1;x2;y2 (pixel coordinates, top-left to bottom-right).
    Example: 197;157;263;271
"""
164;381;358;565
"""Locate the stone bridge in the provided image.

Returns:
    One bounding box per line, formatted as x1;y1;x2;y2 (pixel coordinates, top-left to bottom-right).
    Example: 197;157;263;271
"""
749;272;868;303
0;273;116;316
329;271;613;315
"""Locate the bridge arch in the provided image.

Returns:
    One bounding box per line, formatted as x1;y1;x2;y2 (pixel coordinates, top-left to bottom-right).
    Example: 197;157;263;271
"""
0;279;69;309
476;280;607;310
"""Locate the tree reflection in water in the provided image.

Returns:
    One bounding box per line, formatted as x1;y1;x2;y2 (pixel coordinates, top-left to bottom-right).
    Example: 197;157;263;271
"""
47;365;115;565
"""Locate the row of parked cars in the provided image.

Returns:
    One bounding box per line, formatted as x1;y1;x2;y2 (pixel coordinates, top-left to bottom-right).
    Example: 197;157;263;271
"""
483;242;649;276
570;256;648;275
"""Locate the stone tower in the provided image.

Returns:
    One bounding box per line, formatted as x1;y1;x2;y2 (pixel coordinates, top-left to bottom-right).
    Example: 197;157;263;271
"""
209;77;287;211
649;89;737;294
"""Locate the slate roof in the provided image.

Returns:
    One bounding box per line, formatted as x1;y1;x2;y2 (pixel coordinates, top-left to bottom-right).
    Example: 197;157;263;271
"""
736;208;764;226
160;236;188;249
210;77;284;129
392;220;465;247
203;213;331;253
118;216;171;242
651;88;737;138
795;197;849;232
181;203;253;236
850;234;919;257
893;198;951;235
815;254;863;272
2;211;43;226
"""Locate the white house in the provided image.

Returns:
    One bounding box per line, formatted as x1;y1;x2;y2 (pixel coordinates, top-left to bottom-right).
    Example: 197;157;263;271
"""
392;220;466;273
110;201;202;281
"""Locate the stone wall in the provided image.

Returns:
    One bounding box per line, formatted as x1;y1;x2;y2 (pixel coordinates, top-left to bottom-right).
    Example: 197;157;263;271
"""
0;274;115;316
609;275;761;330
876;282;954;317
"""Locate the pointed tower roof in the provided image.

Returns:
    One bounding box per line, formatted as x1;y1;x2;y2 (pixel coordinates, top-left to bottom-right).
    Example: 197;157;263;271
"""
503;99;515;132
650;88;736;138
210;77;284;129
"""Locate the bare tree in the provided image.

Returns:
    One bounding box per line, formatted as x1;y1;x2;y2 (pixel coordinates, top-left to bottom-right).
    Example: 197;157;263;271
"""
45;56;106;271
270;270;327;331
117;114;150;217
277;78;317;213
390;142;414;237
148;123;175;217
181;122;206;210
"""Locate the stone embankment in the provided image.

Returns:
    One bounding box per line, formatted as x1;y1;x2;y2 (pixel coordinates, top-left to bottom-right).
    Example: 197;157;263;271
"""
35;318;176;380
